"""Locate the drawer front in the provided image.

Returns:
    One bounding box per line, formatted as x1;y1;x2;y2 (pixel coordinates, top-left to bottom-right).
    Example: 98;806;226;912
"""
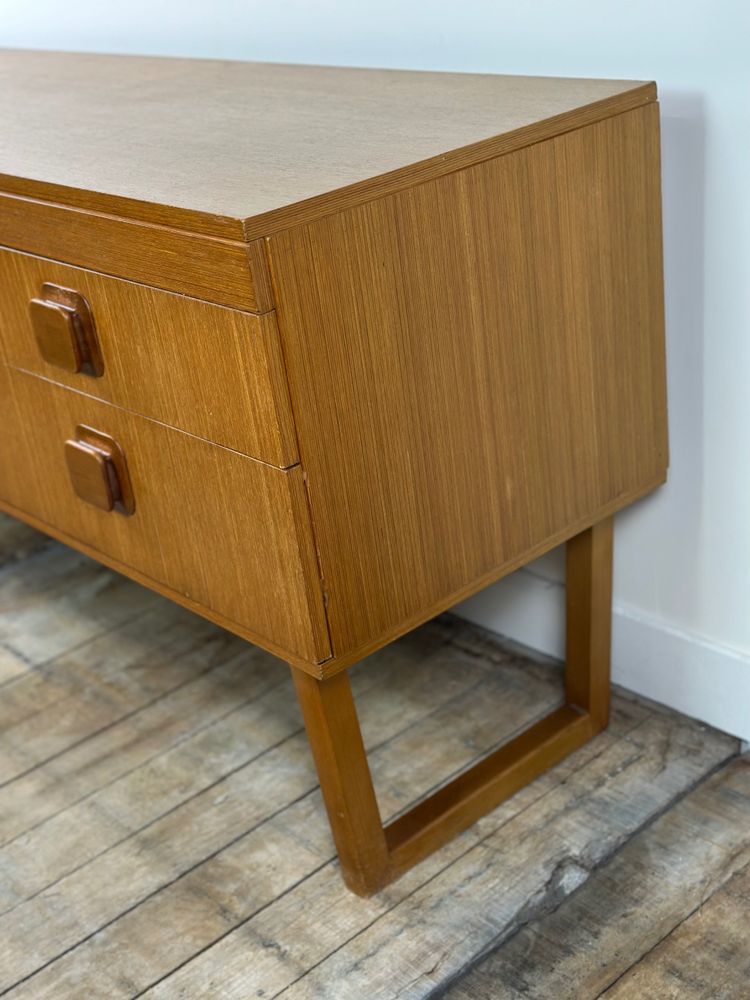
0;367;330;664
0;247;297;467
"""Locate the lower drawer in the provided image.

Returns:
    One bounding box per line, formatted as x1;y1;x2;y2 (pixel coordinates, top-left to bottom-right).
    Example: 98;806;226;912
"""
0;367;330;665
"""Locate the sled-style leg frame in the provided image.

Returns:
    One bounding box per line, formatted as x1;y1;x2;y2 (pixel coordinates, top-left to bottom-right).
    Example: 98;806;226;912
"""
292;518;614;896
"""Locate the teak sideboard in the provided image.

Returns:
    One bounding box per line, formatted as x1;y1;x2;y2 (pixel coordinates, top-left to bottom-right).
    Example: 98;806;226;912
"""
0;51;667;895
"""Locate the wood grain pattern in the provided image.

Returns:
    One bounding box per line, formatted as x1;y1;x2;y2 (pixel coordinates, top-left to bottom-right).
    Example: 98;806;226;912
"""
0;50;655;239
0;53;671;907
291;520;612;895
0;611;269;843
268;103;667;661
0;195;269;311
0;525;155;685
293;670;390;895
0;604;254;792
229;719;735;1000
604;861;750;999
385;706;595;879
0;607;534;992
0;364;13;498
0;500;333;674
444;757;750;1000
0;597;248;791
565;518;614;727
0;550;738;998
0;368;329;665
278;728;738;1000
0;657;296;910
0;248;296;465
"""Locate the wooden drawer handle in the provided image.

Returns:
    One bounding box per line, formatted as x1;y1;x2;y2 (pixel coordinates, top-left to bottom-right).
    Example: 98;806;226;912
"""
64;425;135;515
29;283;104;377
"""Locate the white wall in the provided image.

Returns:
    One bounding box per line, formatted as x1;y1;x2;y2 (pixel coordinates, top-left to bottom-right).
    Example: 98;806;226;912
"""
3;1;749;738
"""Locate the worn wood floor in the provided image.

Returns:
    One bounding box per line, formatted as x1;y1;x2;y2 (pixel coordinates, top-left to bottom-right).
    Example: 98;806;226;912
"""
0;512;746;999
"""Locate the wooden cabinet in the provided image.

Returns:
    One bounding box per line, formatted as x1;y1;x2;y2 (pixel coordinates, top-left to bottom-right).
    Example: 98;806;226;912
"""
0;51;667;894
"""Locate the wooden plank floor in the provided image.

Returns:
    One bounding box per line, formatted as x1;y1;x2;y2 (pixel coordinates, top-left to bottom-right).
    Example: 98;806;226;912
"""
0;512;744;999
443;756;750;999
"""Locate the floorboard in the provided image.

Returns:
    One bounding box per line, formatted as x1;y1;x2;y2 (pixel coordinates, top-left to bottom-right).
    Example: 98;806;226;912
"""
603;859;750;998
0;513;742;999
442;756;750;999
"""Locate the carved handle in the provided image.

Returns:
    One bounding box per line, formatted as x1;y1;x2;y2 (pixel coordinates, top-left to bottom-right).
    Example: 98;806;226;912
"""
64;426;135;515
29;284;104;377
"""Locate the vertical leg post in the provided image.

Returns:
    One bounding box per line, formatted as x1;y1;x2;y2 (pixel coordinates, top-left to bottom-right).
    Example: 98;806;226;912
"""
565;517;614;729
292;669;390;895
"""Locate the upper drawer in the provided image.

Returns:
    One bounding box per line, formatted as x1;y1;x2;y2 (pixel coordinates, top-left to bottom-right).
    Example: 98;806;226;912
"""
0;247;298;467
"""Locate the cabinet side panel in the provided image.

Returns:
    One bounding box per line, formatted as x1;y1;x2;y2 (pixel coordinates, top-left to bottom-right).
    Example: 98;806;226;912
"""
268;104;668;659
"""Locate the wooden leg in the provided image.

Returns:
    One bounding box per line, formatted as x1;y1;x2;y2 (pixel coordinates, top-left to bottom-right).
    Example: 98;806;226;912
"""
565;517;614;728
292;669;390;894
293;517;614;896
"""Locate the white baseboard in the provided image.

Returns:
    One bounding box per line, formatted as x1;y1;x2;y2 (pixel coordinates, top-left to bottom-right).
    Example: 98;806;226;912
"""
456;569;750;742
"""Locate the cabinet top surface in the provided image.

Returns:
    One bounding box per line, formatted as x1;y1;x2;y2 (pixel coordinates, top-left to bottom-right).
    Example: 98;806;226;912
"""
0;50;655;239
